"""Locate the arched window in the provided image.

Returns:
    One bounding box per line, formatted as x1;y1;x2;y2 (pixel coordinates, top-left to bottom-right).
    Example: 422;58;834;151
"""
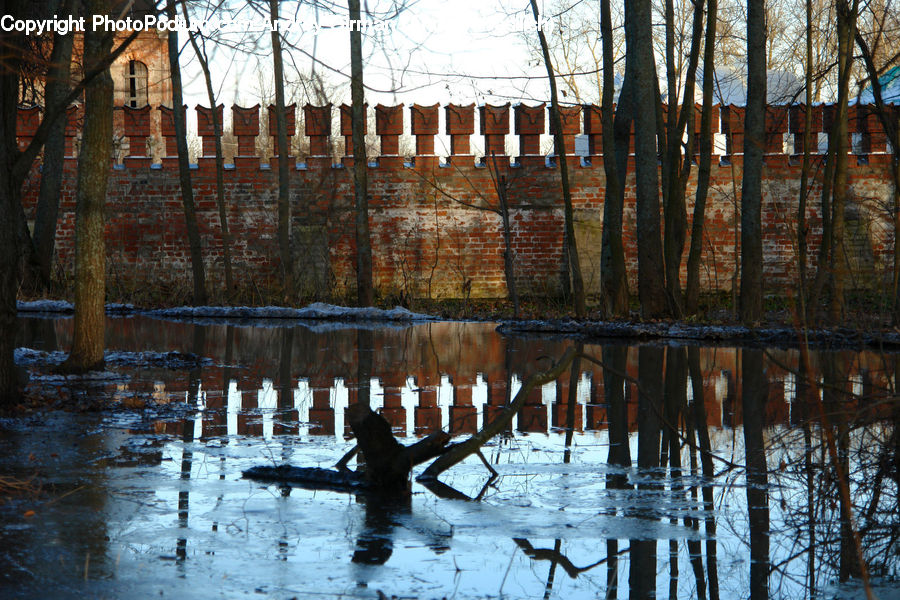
125;60;148;107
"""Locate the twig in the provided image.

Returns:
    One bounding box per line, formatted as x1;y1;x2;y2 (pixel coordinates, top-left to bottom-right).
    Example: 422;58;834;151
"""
335;445;359;472
476;449;498;478
419;347;578;481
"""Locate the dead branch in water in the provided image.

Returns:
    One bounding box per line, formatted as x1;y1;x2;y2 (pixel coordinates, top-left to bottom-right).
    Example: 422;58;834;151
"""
418;347;578;482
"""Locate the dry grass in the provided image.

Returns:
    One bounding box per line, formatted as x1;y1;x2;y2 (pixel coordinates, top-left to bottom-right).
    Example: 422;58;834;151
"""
0;473;41;502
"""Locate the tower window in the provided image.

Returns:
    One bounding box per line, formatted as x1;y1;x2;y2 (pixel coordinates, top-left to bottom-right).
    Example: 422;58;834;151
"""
125;60;148;107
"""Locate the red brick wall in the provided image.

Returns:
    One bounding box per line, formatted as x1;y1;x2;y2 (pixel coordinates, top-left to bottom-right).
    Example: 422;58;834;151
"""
18;103;898;300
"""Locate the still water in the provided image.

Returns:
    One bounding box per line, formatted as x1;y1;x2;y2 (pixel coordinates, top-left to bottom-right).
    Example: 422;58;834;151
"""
2;315;898;599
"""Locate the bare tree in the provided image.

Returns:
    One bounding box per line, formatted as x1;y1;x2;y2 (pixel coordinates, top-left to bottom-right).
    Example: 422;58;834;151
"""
661;0;705;317
349;0;374;306
63;0;116;372
185;23;235;298
855;2;900;323
809;0;859;322
167;0;208;305
30;0;77;290
599;0;629;317
490;156;519;317
685;0;719;314
739;0;767;323
629;0;668;318
271;0;294;300
529;0;586;317
795;0;815;318
0;0;139;399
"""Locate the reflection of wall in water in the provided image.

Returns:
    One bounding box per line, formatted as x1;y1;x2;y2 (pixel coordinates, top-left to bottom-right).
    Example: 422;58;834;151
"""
148;356;894;441
46;318;897;439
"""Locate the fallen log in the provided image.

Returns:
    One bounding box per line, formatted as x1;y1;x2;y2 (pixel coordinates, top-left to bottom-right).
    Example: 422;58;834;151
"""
242;464;371;492
243;404;451;494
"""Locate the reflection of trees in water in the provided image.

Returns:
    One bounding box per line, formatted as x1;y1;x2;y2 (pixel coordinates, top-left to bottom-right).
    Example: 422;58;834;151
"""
177;325;205;568
630;345;663;600
742;349;770;600
770;350;898;595
505;343;896;599
689;346;720;600
605;344;631;598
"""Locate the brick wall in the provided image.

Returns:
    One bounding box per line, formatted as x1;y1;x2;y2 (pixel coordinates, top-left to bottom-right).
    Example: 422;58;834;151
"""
18;102;899;300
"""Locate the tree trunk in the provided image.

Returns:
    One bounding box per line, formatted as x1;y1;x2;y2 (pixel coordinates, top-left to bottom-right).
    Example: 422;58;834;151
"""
166;0;207;305
271;0;293;300
662;0;684;317
628;0;668;318
611;40;637;321
828;0;858;322
349;0;374;307
0;39;24;404
686;0;718;315
739;0;767;323
31;0;76;290
530;0;586;318
599;0;629;317
662;0;705;318
64;0;114;372
494;169;519;317
186;31;234;298
796;0;814;316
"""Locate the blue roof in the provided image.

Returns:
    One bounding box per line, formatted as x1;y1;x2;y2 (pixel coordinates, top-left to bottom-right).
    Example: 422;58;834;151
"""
858;65;900;104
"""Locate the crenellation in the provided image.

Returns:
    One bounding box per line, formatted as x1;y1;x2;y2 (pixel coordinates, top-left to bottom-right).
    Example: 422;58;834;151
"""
548;103;581;156
479;102;510;158
195;103;224;158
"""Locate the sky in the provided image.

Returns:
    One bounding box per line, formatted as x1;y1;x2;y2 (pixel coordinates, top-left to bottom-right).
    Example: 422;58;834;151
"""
176;0;558;111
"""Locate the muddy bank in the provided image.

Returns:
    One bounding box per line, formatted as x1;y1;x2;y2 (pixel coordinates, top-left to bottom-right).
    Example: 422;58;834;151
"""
498;318;900;350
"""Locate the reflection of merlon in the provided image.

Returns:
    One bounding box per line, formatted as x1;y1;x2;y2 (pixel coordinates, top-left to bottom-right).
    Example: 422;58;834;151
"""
308;376;336;436
450;373;477;434
381;373;407;435
150;356;885;441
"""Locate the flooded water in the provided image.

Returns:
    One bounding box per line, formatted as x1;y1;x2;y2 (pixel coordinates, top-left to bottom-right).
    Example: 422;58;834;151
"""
2;314;898;599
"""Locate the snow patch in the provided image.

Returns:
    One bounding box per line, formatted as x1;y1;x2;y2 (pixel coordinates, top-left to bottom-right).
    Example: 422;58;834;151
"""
17;301;137;315
145;302;435;322
14;348;68;366
15;348;212;370
106;303;137;314
497;319;900;350
17;300;74;313
31;371;130;384
104;351;212;369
